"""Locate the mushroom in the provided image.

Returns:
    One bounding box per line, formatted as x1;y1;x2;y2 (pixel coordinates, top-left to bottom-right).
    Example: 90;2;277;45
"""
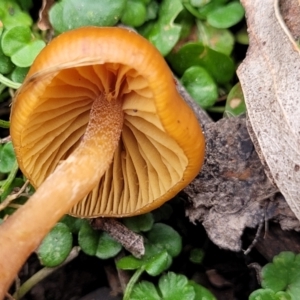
0;27;205;295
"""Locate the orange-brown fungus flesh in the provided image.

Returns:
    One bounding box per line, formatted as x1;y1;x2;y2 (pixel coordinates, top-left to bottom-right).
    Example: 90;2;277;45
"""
0;27;205;295
11;27;205;217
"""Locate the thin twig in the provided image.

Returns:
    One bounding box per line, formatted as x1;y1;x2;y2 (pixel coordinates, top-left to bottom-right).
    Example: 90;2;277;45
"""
122;268;144;300
8;204;25;209
13;247;80;300
91;218;145;258
104;264;122;296
248;263;262;285
0;74;21;89
115;252;131;293
0;136;11;144
0;160;19;195
244;221;264;255
264;202;269;238
0;181;29;212
5;292;16;300
0;120;10;128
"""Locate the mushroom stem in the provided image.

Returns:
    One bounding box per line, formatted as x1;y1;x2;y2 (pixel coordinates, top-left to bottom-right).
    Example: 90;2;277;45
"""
0;95;124;296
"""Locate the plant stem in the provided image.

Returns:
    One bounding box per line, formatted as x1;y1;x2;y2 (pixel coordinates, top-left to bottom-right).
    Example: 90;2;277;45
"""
123;267;145;300
0;160;19;194
0;83;6;95
13;247;80;299
0;120;10;129
0;74;21;89
0;136;11;144
206;106;225;113
0;181;29;212
0;96;124;297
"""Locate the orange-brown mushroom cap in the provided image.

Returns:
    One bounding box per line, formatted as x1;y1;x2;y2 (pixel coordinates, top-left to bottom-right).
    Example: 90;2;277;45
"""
11;26;205;217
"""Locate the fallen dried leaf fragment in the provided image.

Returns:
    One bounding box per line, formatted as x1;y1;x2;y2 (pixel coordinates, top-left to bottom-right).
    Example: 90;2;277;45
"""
237;0;300;221
38;0;55;31
185;117;277;251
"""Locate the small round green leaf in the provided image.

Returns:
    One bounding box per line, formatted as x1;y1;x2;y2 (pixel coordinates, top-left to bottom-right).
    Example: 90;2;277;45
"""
10;67;29;83
11;40;45;67
158;272;195;300
167;40;202;70
121;0;147;27
175;8;194;40
0;142;16;173
79;222;122;259
190;0;211;8
131;281;161;300
189;281;217;300
147;223;182;257
49;0;126;34
0;1;32;29
116;255;144;270
224;82;246;117
181;66;218;109
207;1;245;29
1;26;31;56
261;251;300;298
0;46;13;74
145;250;171;276
236;26;249;45
96;231;122;259
37;223;72;267
181;2;204;20
140;0;151;4
199;46;234;84
78;221;100;256
130;272;198;300
189;248;205;264
122;213;154;233
60;215;87;234
146;0;183;56
167;42;234;84
117;243;172;276
249;288;291;300
196;20;234;56
17;0;33;11
145;0;159;21
195;0;228;19
1;26;45;67
117;243;171;275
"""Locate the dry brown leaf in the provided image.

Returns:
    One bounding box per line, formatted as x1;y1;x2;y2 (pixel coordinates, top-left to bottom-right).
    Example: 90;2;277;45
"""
38;0;55;31
237;0;300;221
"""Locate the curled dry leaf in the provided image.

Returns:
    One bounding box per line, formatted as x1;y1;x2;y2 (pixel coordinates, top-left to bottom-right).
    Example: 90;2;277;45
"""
237;0;300;221
38;0;55;31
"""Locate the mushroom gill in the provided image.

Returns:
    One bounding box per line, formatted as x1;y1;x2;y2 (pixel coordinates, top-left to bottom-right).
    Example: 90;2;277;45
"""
0;27;205;296
17;63;188;217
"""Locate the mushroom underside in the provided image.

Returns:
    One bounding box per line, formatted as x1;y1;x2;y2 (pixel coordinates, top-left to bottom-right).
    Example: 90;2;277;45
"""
18;63;188;217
